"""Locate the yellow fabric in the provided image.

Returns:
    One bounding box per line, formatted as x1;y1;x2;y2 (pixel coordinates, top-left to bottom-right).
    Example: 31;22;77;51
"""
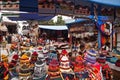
4;74;9;80
2;54;7;59
21;54;29;60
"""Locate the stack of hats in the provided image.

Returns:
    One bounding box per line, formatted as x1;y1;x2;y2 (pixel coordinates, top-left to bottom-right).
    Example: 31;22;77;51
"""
1;54;8;63
60;55;71;73
97;55;106;64
9;62;18;78
0;62;9;80
84;50;97;64
49;45;56;51
19;54;31;77
11;54;19;65
31;51;38;63
60;49;68;60
37;53;46;62
47;59;61;79
115;59;120;67
61;49;68;56
33;59;46;80
74;56;84;72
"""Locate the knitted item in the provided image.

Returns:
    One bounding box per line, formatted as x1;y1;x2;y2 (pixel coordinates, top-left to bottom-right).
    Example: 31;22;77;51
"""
115;59;120;67
33;59;46;78
0;62;9;80
1;54;8;63
84;50;97;64
48;59;60;79
60;55;71;73
61;49;68;55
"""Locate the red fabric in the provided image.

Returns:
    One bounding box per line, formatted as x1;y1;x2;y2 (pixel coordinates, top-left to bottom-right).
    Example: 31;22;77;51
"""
32;51;38;56
12;54;19;60
61;49;68;55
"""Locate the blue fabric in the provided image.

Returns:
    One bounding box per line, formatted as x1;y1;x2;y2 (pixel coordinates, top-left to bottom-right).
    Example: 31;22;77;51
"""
8;13;54;21
87;0;120;7
20;0;38;12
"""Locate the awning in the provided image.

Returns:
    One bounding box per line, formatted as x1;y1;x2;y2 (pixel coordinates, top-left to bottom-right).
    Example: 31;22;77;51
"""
88;0;120;7
2;16;17;24
0;23;8;31
39;25;68;30
8;13;54;21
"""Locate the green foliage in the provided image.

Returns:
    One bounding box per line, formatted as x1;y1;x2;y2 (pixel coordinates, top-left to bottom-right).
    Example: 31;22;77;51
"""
39;15;65;25
55;16;65;25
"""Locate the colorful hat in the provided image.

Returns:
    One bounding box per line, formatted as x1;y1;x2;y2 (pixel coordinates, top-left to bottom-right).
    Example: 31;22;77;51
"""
38;46;43;51
50;45;56;51
37;53;45;62
20;54;29;63
1;54;8;63
33;59;46;79
48;59;60;79
32;51;38;56
97;55;106;63
60;55;71;73
61;49;68;55
75;55;83;63
84;50;97;64
12;54;19;61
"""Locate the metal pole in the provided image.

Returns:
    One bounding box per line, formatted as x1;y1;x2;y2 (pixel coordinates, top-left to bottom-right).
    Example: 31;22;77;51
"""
0;13;2;62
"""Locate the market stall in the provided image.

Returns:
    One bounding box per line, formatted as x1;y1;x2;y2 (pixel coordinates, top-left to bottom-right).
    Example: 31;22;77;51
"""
67;19;98;51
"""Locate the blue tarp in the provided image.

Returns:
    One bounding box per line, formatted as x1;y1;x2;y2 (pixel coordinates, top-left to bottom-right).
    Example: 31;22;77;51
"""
8;13;54;21
39;25;68;30
87;0;120;7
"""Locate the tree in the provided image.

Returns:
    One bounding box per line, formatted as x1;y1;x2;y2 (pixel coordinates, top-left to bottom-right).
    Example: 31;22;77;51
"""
48;20;55;25
55;16;65;25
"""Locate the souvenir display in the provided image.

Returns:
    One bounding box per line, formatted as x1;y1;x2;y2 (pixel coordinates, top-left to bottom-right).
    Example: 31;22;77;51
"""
0;62;9;80
30;51;38;74
84;50;97;64
30;51;38;64
9;62;18;79
10;54;19;65
1;54;8;63
33;59;46;80
19;54;31;80
102;64;113;80
47;59;62;80
115;59;120;67
74;56;89;79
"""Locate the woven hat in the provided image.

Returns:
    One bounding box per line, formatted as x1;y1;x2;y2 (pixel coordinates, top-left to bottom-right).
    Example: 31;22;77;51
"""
35;59;44;67
75;55;83;63
48;59;60;79
12;54;19;61
61;49;68;55
1;54;8;62
49;59;59;67
97;55;106;63
20;54;29;63
32;51;38;56
60;55;71;73
50;45;56;51
84;50;97;64
38;53;45;62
